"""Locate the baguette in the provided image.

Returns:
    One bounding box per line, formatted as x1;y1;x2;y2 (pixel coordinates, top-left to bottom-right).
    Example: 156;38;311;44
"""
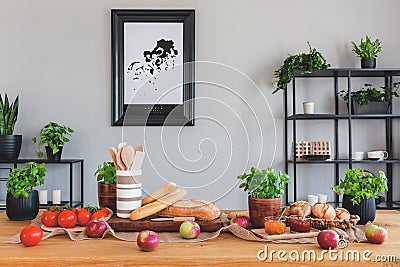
130;188;187;221
142;182;176;206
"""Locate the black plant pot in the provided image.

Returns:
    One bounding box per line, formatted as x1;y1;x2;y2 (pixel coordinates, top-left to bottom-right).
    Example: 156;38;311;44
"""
6;190;39;221
348;101;389;114
0;135;22;160
45;146;63;161
361;58;376;69
342;194;376;225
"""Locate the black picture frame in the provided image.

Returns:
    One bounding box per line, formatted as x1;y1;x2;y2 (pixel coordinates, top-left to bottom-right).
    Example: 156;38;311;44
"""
111;9;195;126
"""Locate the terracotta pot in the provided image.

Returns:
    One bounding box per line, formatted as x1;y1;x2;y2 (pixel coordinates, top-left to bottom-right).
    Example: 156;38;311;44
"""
98;183;116;212
248;197;281;228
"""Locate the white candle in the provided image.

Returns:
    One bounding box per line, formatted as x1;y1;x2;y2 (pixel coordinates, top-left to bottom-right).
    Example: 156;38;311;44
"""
39;190;48;205
52;190;61;204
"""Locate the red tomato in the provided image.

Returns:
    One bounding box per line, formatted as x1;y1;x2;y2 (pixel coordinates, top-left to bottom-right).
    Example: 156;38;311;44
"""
20;225;43;247
91;211;107;220
41;210;59;227
58;210;77;228
71;208;78;214
100;207;110;216
77;208;91;226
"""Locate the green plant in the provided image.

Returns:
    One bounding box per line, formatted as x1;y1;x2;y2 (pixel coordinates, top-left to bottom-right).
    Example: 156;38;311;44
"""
273;42;330;94
95;162;116;184
6;162;47;198
351;35;382;58
0;94;19;135
332;168;388;205
339;82;400;105
237;167;289;199
32;122;74;158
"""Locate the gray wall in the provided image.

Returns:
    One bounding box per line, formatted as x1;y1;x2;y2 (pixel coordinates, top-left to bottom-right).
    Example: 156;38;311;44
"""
1;0;400;209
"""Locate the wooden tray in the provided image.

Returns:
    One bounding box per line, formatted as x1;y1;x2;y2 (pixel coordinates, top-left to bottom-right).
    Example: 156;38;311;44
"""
107;215;222;232
251;227;319;240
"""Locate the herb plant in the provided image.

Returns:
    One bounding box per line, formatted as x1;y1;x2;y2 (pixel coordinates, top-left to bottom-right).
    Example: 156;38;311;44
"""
273;42;330;94
95;162;117;184
0;94;19;135
32;122;74;158
339;82;400;105
6;162;47;198
237;167;289;199
332;168;388;205
351;35;382;58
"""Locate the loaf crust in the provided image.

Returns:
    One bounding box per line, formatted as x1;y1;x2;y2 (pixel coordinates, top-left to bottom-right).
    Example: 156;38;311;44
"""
335;207;351;220
290;201;312;216
158;199;221;221
312;202;336;220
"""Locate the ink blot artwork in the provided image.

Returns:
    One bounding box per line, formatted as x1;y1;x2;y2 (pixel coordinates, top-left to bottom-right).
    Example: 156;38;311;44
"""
127;39;178;86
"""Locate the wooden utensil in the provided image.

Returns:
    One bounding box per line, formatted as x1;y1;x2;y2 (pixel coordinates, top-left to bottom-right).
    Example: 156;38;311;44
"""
107;147;119;170
134;145;144;152
121;145;135;170
150;217;195;222
117;145;127;171
132;151;145;170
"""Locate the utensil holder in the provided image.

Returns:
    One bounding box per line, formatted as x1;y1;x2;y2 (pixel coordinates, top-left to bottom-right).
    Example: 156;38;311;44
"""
116;170;142;218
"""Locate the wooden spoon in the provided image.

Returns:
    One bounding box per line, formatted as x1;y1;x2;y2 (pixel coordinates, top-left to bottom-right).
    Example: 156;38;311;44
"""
116;145;127;171
134;145;144;153
107;147;119;170
121;145;135;170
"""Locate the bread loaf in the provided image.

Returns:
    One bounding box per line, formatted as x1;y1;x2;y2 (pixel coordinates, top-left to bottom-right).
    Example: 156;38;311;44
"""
142;182;176;206
130;188;187;221
335;207;350;220
158;199;221;221
312;202;336;220
227;211;249;220
290;201;311;216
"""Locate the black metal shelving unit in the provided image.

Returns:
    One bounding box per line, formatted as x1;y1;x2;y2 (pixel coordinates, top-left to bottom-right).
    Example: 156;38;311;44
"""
284;68;400;209
0;159;84;210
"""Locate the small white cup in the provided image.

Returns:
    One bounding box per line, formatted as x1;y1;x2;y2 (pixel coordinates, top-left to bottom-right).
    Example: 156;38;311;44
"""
317;194;328;203
39;190;48;205
308;194;318;206
352;151;364;161
303;102;315;114
368;150;388;160
52;189;61;205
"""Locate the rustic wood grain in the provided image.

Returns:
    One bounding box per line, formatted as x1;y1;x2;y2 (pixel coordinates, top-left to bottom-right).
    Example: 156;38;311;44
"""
0;210;399;266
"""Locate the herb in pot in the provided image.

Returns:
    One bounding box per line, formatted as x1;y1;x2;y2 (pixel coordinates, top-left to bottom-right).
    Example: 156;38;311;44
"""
32;122;74;158
237;167;289;199
339;82;400;105
95;162;116;184
0;94;19;135
332;168;388;205
351;35;382;59
273;42;330;94
6;162;47;198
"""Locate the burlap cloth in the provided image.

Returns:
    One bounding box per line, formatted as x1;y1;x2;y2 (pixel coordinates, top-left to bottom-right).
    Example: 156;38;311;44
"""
7;212;368;244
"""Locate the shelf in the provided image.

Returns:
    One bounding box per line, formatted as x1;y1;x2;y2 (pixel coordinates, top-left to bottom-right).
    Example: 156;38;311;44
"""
288;159;400;164
287;113;400;120
292;68;400;78
0;159;84;164
0;201;82;211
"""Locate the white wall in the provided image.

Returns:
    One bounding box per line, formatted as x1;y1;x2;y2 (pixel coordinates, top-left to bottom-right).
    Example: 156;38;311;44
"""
1;0;400;209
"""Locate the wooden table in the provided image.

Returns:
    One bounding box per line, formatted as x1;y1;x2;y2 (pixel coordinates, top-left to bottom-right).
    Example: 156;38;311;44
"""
0;210;399;266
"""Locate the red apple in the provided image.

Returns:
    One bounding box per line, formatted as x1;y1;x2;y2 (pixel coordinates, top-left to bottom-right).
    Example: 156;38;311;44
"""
137;230;160;251
365;224;388;244
317;230;339;249
86;220;107;238
179;221;201;239
230;216;250;229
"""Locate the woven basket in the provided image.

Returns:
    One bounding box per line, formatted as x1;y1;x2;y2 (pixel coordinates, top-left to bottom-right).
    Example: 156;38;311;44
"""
310;215;360;230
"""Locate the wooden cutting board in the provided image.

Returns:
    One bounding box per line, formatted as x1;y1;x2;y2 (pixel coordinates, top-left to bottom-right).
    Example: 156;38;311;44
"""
108;215;222;232
251;227;319;240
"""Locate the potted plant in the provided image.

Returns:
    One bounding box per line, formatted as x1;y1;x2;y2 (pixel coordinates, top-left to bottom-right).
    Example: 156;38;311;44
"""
339;82;399;114
32;122;74;161
237;167;289;228
351;35;382;68
95;161;117;212
332;168;388;225
6;162;47;220
273;42;330;94
0;94;21;160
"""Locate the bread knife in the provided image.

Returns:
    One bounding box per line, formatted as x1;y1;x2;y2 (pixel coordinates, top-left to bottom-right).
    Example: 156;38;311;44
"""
150;217;195;222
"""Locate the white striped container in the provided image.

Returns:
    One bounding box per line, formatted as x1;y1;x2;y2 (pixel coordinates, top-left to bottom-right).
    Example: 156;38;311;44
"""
116;170;142;218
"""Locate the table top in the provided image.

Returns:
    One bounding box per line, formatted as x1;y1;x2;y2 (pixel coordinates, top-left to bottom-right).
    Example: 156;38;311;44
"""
0;210;399;266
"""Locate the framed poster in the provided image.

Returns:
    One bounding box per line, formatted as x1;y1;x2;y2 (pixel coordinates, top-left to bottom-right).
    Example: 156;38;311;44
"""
111;9;195;126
